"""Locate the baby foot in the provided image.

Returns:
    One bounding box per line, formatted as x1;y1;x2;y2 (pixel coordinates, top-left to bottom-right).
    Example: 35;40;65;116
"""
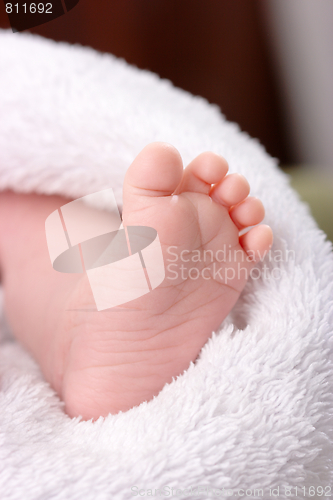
52;143;272;419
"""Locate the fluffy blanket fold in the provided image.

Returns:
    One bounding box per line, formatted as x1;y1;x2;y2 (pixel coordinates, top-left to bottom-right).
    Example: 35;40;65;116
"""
0;30;332;500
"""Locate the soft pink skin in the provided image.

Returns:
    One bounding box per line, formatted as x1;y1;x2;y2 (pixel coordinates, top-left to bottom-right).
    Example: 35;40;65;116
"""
0;143;272;420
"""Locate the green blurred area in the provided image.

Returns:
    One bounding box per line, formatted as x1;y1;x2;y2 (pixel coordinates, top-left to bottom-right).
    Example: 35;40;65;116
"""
282;167;333;243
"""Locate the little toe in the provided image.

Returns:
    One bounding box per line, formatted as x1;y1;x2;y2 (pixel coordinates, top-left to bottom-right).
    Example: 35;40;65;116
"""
175;152;228;195
240;224;273;261
229;197;265;229
123;142;183;202
210;173;250;207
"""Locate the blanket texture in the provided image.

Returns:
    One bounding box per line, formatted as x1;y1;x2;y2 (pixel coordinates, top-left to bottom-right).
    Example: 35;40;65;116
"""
0;30;332;500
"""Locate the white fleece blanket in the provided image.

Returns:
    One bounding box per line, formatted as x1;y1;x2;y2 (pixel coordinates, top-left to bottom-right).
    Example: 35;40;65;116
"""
0;30;332;500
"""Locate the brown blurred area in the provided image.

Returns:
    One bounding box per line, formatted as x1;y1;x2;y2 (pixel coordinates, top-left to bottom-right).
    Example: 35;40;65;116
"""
0;0;294;163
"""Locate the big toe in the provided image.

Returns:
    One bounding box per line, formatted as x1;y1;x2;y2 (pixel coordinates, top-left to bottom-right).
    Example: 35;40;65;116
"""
123;143;183;211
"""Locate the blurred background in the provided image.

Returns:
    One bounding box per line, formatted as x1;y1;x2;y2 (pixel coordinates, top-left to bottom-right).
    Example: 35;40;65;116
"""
1;0;332;240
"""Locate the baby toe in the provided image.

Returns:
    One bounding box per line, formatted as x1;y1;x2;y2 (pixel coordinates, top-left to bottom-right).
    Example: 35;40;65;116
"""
240;225;273;261
229;197;265;229
210;173;250;207
176;152;228;195
124;142;183;201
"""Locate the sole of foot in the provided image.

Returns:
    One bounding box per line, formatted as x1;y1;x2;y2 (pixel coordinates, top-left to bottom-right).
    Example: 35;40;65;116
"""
0;142;273;420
